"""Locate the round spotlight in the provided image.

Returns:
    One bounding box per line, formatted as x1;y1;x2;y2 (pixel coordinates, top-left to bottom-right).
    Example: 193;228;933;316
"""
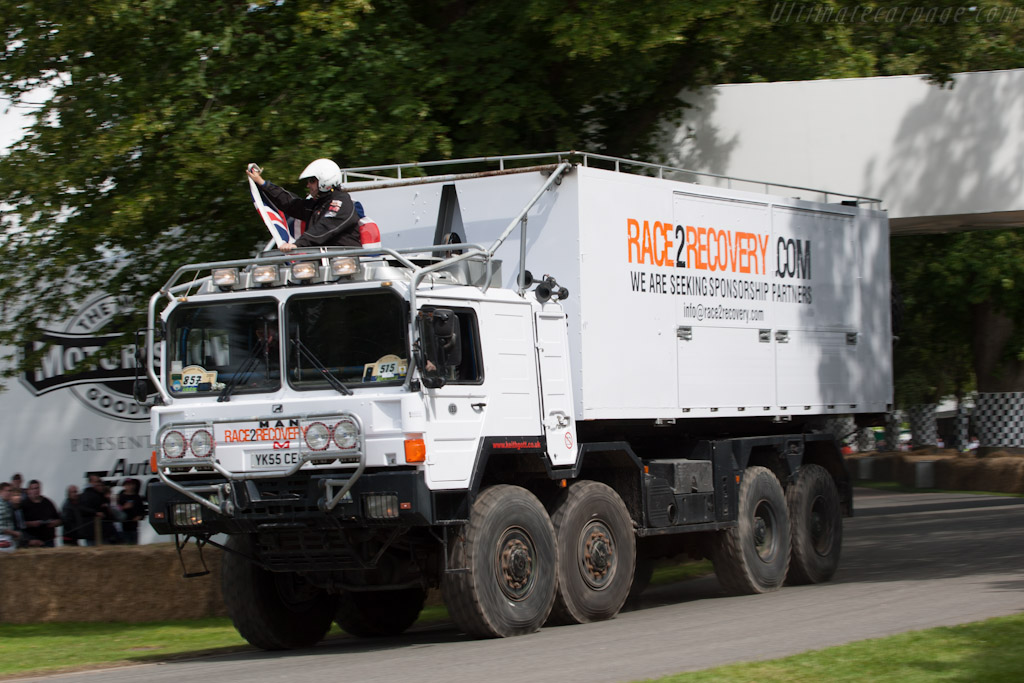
163;431;186;459
305;422;331;451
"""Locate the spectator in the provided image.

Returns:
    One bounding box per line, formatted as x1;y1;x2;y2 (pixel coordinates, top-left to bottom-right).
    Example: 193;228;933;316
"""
61;485;84;546
9;487;26;547
21;480;62;548
10;472;24;497
0;482;20;553
116;478;147;545
77;474;118;545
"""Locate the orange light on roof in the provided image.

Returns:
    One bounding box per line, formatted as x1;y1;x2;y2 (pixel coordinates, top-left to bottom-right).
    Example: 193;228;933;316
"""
404;438;426;463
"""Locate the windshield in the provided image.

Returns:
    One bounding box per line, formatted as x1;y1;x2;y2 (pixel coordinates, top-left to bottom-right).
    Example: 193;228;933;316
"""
166;299;280;397
286;290;408;390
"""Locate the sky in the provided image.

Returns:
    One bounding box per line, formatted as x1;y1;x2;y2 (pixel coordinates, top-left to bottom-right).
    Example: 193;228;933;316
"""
0;95;38;151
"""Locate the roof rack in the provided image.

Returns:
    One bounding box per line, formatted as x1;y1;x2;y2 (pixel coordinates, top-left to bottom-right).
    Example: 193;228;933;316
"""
339;150;882;208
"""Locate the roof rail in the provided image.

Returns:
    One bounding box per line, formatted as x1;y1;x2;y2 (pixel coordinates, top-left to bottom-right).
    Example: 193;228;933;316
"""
340;150;882;208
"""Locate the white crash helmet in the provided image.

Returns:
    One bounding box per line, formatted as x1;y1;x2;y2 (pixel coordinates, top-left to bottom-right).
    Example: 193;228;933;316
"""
298;158;343;193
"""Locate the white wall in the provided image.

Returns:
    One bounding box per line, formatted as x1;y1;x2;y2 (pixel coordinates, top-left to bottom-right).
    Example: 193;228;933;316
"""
669;69;1024;226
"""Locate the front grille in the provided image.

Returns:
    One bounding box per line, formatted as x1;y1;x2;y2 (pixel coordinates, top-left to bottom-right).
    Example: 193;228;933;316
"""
256;528;363;572
233;478;324;515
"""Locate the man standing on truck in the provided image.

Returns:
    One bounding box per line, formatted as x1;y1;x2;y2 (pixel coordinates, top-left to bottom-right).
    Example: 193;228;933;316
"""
245;159;360;253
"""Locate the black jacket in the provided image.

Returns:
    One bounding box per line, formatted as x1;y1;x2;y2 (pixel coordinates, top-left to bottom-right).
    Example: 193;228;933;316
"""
259;182;360;248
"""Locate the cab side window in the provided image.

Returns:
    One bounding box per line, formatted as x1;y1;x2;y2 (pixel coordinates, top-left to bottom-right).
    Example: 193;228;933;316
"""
451;309;482;383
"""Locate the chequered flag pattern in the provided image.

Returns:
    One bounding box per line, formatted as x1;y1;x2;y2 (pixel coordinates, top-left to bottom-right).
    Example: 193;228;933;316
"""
857;428;874;451
907;403;938;446
973;392;1024;448
823;416;856;442
885;411;903;450
956;403;970;451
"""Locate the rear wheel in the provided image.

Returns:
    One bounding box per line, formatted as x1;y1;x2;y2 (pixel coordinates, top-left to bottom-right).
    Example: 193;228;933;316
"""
786;464;843;584
335;586;426;637
442;485;557;638
221;535;337;650
548;480;635;624
711;466;790;594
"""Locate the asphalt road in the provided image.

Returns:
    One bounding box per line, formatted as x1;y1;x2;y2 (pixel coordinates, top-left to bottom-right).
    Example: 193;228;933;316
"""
21;488;1024;683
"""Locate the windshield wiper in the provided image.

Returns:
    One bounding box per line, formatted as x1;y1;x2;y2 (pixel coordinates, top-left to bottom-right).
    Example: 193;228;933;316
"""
217;338;268;403
290;337;353;396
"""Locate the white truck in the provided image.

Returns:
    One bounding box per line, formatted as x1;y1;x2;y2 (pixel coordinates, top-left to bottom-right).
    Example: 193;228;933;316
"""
143;152;892;649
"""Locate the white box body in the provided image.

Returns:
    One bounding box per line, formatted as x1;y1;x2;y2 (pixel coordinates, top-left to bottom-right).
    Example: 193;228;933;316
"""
353;165;892;423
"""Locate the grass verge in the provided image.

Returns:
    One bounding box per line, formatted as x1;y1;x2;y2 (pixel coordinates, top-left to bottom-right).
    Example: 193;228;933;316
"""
646;612;1024;682
0;605;455;677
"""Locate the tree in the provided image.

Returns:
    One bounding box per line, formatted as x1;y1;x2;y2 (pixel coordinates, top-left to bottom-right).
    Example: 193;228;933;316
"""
2;0;1022;376
891;235;973;407
895;230;1024;395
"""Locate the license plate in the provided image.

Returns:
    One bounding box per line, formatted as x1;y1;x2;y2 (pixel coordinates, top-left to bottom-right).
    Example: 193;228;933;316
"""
250;451;302;468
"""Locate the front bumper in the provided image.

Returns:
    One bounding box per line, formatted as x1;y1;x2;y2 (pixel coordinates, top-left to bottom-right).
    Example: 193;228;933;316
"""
148;469;435;535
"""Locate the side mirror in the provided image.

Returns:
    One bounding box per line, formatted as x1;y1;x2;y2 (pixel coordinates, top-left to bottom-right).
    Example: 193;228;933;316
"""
133;378;150;404
133;328;152;406
431;309;462;368
416;308;462;388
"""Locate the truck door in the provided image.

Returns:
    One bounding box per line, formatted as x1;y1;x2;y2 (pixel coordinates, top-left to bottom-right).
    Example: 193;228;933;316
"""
534;306;578;467
421;305;488;488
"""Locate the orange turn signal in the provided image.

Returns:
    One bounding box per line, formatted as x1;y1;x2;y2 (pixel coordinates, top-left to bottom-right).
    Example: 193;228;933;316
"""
151;450;158;473
404;438;426;463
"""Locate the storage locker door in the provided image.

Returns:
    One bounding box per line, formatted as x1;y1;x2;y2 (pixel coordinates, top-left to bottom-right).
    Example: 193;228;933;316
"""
677;326;774;410
534;308;579;467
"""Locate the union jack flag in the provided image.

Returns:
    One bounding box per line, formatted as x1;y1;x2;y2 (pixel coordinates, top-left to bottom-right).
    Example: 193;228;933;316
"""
259;201;290;245
249;177;290;247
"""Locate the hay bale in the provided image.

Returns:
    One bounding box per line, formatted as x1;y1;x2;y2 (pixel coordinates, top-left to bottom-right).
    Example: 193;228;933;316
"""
0;543;226;624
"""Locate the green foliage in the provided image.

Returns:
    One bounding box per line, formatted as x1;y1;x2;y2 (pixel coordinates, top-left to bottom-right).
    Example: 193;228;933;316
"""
893;229;1024;401
1;0;1023;373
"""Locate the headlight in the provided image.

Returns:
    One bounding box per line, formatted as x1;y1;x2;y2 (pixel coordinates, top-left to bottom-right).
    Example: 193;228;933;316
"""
252;265;279;284
163;431;186;459
212;268;238;288
333;418;358;449
305;422;331;451
190;429;213;457
330;257;359;277
291;262;317;281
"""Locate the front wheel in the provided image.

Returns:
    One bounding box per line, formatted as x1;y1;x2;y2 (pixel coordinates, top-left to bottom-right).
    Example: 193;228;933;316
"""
786;464;843;584
221;535;337;650
710;466;790;595
442;485;557;638
548;480;635;624
335;586;426;637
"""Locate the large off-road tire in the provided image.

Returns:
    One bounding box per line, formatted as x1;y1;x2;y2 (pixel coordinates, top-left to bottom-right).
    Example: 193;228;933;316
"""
786;464;843;585
221;535;337;650
442;485;557;638
334;586;427;637
547;480;636;624
710;466;791;595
